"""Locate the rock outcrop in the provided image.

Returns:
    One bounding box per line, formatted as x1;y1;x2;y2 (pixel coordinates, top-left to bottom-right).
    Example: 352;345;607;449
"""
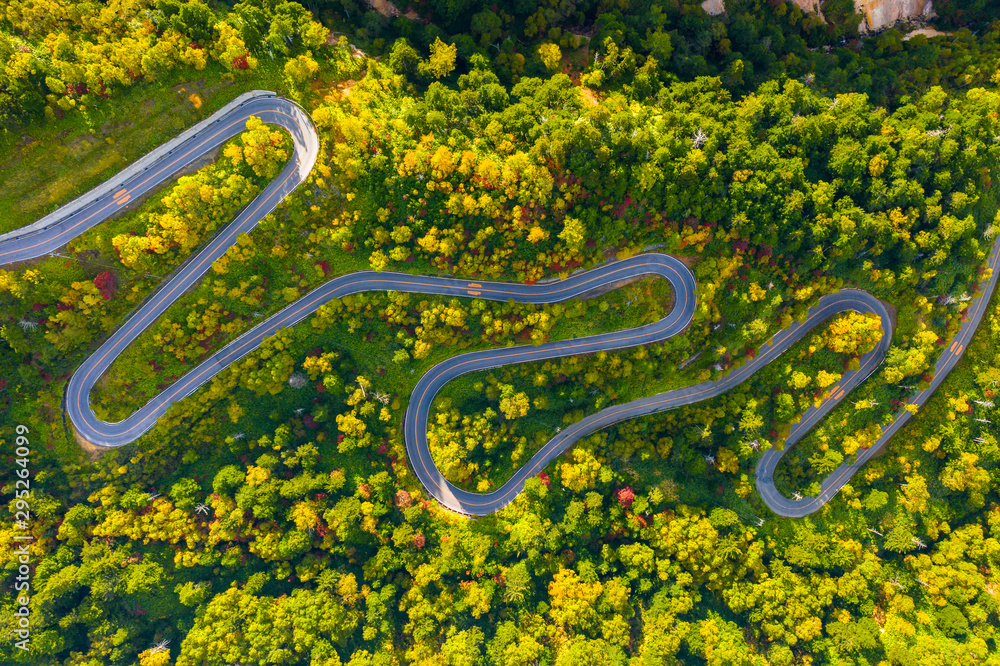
701;0;725;16
701;0;937;32
855;0;936;31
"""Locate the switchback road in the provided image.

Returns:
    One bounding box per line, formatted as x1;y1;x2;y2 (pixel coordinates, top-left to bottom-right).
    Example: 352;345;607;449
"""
2;92;996;517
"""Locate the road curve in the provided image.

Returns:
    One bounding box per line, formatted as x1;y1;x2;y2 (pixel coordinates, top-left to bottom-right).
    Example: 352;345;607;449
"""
757;238;1000;516
2;92;996;517
407;288;891;515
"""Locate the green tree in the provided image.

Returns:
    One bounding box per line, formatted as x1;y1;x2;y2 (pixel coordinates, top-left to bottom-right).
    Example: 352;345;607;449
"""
389;38;421;77
470;9;502;48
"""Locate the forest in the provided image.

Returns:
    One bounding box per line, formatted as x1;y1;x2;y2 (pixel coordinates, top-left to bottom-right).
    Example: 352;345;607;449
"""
3;0;1000;664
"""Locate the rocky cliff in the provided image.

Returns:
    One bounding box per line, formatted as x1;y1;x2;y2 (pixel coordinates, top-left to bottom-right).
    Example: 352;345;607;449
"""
701;0;938;33
853;0;936;31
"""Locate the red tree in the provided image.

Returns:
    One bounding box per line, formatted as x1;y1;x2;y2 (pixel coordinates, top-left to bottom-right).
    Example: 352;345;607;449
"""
616;486;635;509
94;271;117;300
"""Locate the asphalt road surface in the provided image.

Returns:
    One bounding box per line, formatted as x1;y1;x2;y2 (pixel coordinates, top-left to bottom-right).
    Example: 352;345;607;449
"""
3;92;998;518
757;237;1000;517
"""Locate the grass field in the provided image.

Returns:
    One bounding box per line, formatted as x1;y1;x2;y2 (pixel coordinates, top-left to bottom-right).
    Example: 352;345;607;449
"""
0;62;287;236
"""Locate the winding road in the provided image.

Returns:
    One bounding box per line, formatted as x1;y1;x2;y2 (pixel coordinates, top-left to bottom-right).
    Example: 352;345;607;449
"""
3;91;997;518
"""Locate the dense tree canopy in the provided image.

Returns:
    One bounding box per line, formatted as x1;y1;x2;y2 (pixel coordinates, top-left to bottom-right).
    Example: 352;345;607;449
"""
3;1;1000;665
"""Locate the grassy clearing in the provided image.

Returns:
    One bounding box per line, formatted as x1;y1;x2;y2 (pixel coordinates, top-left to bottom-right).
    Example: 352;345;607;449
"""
2;58;346;422
0;61;286;236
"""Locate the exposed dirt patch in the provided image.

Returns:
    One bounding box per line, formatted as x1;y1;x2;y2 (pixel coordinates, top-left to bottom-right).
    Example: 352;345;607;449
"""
66;134;97;153
366;0;400;18
577;275;644;299
701;0;725;15
580;87;600;107
904;26;950;40
559;39;591;79
311;78;347;97
674;254;702;270
881;298;898;337
857;0;937;33
73;425;112;459
203;79;235;97
332;79;359;100
312;75;361;102
578;275;674;313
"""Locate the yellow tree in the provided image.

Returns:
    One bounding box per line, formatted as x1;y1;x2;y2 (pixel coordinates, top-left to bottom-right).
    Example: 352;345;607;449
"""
825;311;883;354
283;51;318;96
499;384;530;420
240;116;289;179
559;447;602;492
420;37;457;79
558;217;586;252
211;21;257;72
548;568;603;640
538;43;562;72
